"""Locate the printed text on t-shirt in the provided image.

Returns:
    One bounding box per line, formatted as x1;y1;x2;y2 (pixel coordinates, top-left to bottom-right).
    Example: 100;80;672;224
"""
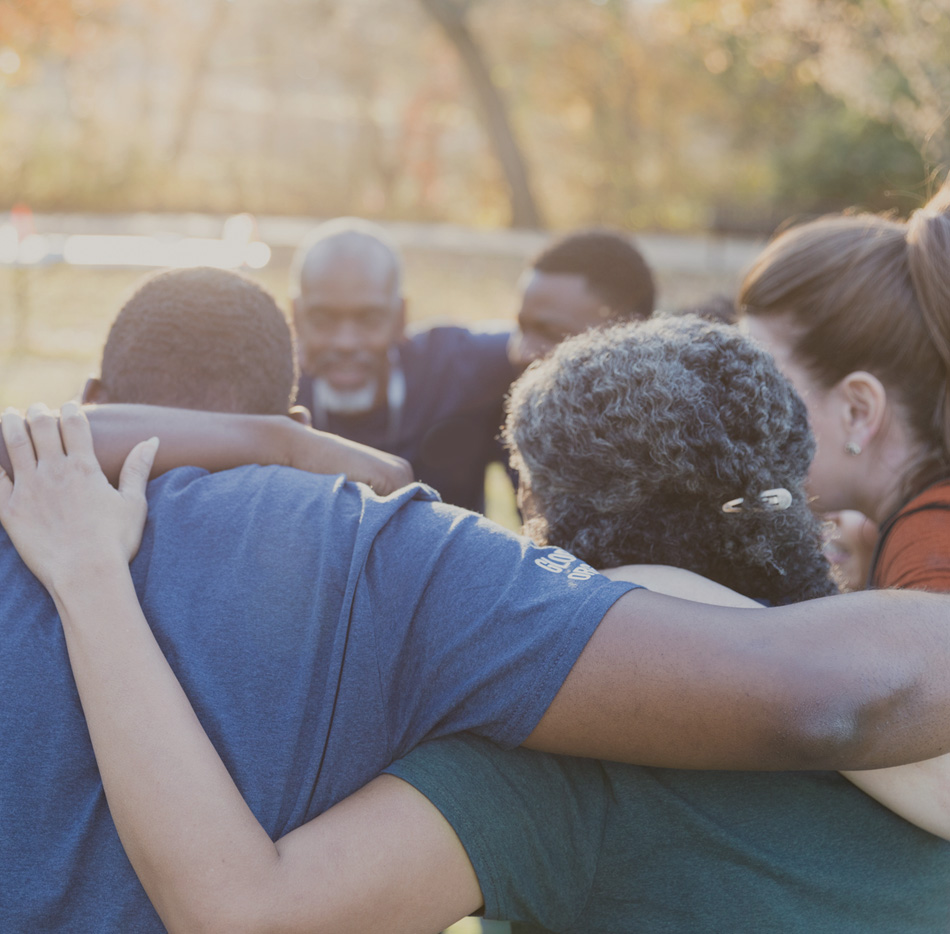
535;548;598;581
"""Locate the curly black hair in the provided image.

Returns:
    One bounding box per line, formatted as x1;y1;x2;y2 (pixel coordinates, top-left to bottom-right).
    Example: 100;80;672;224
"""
505;316;837;604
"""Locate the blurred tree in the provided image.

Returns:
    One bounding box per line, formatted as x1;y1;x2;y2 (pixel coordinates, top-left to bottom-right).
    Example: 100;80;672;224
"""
0;0;938;228
0;0;121;65
0;0;83;54
168;0;231;164
687;0;948;180
742;0;950;166
655;0;931;228
418;0;543;227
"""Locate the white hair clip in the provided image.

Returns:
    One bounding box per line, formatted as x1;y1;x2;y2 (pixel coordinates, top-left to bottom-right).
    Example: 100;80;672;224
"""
721;487;793;514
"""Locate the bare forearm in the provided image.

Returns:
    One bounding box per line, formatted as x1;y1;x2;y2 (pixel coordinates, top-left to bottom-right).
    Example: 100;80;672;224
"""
526;588;950;771
85;405;299;480
607;569;950;825
0;405;413;492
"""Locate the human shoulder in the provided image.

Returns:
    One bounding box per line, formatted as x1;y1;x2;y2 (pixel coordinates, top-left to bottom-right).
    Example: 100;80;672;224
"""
145;462;341;509
394;324;516;451
361;519;639;751
402;323;513;370
143;465;439;565
874;480;950;590
603;565;759;607
386;735;605;929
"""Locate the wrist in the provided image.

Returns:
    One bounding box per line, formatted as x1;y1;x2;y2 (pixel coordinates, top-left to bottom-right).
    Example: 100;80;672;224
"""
283;420;327;472
257;415;305;470
46;547;134;607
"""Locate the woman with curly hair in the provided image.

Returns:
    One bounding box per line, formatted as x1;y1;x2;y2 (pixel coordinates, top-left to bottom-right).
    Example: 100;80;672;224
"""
508;315;835;605
3;319;949;933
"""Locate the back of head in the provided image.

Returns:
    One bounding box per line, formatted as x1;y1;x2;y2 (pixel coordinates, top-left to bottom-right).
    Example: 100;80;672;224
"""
99;267;296;414
506;316;836;604
532;227;655;319
740;182;950;489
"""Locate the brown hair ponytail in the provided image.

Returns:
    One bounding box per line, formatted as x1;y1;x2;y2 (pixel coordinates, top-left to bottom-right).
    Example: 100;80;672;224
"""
740;183;950;498
907;182;950;470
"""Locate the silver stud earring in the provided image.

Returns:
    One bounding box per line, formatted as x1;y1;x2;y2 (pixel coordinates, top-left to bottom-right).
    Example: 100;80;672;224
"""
845;441;862;456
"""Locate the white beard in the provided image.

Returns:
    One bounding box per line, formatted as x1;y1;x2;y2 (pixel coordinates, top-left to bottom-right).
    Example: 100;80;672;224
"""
313;378;379;415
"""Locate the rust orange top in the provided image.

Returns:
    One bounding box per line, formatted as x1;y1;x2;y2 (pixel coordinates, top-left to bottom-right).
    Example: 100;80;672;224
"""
872;480;950;591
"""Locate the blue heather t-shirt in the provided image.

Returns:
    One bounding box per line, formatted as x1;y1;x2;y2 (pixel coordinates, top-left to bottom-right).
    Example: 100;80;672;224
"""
0;465;634;932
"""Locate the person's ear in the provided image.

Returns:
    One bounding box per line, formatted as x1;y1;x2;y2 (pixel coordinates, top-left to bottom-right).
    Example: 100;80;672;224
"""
837;371;887;450
82;377;108;404
287;405;312;427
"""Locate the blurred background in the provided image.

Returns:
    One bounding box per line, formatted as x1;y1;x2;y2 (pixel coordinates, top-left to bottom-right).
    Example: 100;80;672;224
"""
2;0;948;475
0;0;948;428
5;0;947;520
3;0;947;227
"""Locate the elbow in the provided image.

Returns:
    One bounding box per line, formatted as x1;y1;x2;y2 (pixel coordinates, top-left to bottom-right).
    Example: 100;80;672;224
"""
158;871;338;934
158;890;275;934
779;679;926;771
778;703;870;770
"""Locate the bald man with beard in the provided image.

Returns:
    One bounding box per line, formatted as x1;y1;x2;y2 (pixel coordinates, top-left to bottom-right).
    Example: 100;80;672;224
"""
290;218;516;513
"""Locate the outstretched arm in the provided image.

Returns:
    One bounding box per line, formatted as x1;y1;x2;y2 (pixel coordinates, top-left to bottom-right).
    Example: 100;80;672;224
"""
9;408;950;777
526;585;950;771
0;404;413;495
608;565;950;840
0;403;479;934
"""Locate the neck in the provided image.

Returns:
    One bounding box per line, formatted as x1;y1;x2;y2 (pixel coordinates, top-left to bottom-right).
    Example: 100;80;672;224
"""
860;423;929;525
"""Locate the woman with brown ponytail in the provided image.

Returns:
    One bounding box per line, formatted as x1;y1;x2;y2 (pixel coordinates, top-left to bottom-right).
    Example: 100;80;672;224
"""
741;181;950;592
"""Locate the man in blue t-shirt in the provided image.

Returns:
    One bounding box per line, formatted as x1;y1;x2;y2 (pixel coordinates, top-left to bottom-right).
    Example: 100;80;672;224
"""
0;461;639;931
1;265;626;929
291;218;516;512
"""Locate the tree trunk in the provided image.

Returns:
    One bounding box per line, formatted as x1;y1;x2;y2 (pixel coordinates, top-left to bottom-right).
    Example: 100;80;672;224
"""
168;0;232;164
418;0;543;228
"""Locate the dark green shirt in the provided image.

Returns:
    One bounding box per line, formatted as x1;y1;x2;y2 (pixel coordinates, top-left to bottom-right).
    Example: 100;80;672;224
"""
387;735;950;933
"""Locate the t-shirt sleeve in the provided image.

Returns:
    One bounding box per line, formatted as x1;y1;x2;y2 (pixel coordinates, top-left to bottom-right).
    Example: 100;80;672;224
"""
358;495;641;754
385;734;606;930
874;506;950;591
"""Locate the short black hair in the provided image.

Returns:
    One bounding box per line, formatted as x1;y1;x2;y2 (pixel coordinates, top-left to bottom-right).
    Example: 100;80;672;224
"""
532;227;656;319
100;267;297;415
